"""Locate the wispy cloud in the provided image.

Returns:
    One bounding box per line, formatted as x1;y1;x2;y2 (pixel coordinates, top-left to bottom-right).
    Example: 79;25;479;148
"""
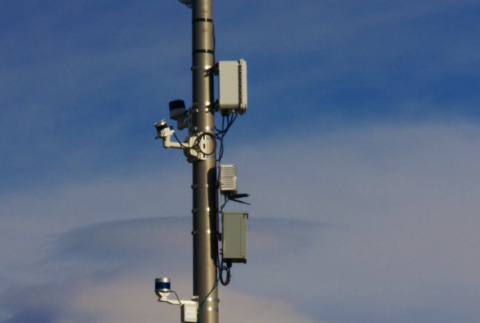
0;216;332;323
2;122;480;322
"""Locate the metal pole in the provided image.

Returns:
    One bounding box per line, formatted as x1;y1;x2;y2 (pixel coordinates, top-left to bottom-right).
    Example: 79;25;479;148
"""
191;1;218;323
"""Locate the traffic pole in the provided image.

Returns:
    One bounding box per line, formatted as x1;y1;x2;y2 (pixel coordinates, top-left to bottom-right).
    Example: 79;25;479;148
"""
191;1;219;323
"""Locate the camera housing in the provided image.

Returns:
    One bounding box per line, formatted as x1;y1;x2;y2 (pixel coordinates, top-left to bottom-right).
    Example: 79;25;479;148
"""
169;100;188;130
154;120;174;139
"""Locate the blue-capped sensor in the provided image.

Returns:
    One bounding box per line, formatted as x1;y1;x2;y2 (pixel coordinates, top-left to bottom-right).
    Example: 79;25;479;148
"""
155;277;171;297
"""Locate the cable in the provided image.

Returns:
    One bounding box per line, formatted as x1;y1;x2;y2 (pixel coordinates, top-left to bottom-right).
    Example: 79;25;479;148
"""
195;132;217;155
173;131;218;156
220;196;229;210
197;275;220;323
173;132;190;149
220;264;231;286
171;291;182;306
214;113;238;163
218;196;231;286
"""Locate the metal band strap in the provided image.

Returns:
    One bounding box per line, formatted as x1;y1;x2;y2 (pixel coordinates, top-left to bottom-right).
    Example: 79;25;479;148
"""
192;208;210;213
191;184;209;189
191;207;217;213
193;18;213;23
191;230;211;235
191;102;211;113
207;308;219;312
193;49;214;54
192;108;210;113
191;66;212;70
192;101;211;106
192;126;212;132
192;18;213;23
207;298;220;303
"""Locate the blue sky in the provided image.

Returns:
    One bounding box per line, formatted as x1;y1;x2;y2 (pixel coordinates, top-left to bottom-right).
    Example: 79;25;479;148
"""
1;0;480;322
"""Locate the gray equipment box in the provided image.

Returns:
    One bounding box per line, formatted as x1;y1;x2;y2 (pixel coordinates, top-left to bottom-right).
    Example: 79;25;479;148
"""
222;211;248;263
217;60;247;115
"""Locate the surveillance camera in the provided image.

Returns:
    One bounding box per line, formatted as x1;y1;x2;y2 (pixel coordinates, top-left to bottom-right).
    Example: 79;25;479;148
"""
169;100;189;131
154;120;174;139
169;100;187;121
154;120;168;132
178;0;193;4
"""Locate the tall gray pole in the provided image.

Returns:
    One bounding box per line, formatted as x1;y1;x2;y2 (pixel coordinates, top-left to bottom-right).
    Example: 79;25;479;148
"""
191;1;218;323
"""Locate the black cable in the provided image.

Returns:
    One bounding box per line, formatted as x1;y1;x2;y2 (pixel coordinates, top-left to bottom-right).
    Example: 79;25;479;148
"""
214;115;225;134
195;132;217;155
220;265;231;286
224;113;238;133
214;113;238;163
173;132;190;149
171;291;182;305
216;140;224;162
173;129;218;156
215;131;224;162
218;196;231;286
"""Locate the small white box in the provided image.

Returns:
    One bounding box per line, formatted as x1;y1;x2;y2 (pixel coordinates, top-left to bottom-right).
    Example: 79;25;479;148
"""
219;165;237;195
181;302;198;323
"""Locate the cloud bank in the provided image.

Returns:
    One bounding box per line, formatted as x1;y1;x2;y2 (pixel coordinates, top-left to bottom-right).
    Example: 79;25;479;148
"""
2;122;480;323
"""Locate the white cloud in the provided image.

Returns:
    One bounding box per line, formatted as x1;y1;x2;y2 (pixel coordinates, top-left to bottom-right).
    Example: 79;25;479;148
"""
0;269;329;323
2;121;480;322
227;121;480;321
229;122;480;223
0;169;190;286
70;274;328;323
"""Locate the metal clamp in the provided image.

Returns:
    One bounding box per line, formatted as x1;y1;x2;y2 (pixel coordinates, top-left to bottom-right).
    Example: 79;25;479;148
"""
191;102;211;107
206;298;220;303
192;49;214;54
192;208;210;213
191;66;212;71
191;230;212;235
192;18;213;23
192;108;210;113
191;102;211;113
191;184;209;189
192;126;212;132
